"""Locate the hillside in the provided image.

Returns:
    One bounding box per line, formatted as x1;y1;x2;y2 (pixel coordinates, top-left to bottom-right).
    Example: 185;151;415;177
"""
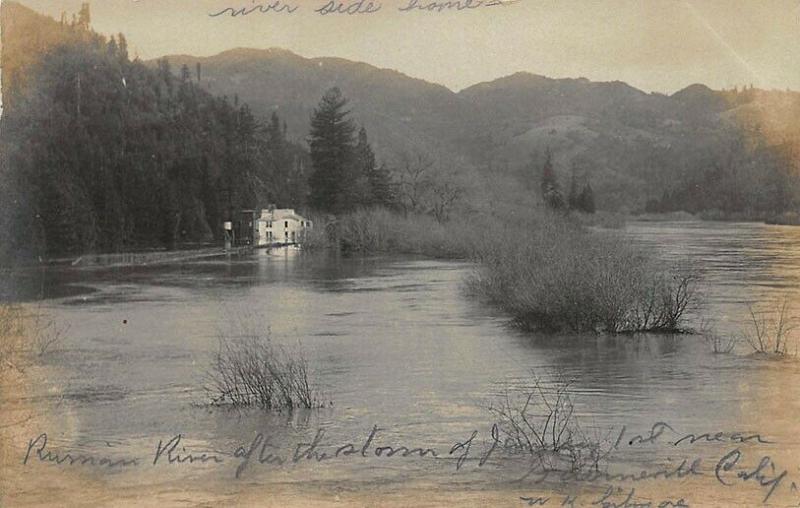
0;1;95;110
157;47;799;211
155;48;478;169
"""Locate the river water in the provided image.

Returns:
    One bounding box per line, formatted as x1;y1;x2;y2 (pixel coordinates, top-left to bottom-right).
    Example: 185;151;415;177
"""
4;221;800;506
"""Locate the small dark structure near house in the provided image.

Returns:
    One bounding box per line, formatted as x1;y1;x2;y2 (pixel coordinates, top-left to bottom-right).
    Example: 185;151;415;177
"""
232;210;258;247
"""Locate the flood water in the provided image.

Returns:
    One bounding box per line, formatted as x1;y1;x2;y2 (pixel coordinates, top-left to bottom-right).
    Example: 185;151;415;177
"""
5;221;800;504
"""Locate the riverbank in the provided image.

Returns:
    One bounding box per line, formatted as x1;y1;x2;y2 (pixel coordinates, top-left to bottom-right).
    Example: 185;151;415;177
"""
68;246;253;268
626;209;800;226
0;245;253;271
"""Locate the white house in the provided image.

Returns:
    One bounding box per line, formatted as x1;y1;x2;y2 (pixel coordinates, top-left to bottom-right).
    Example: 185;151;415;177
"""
255;207;312;246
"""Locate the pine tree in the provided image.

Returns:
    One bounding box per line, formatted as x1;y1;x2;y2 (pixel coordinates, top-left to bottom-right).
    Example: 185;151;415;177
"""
107;36;118;57
350;126;375;206
267;111;285;147
77;3;90;30
347;126;396;208
308;87;356;213
354;127;376;175
370;163;395;208
180;63;191;83
539;149;564;210
117;34;128;61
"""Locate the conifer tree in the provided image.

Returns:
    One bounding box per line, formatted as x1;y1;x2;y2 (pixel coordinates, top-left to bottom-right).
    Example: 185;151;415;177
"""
539;149;564;210
351;126;376;206
308;87;356;213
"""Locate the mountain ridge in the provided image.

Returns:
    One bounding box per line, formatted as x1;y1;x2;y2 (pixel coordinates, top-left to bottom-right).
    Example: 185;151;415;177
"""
5;0;800;213
125;46;800;210
158;46;745;100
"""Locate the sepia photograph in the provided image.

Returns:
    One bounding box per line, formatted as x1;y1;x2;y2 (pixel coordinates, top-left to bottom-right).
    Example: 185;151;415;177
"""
1;1;800;506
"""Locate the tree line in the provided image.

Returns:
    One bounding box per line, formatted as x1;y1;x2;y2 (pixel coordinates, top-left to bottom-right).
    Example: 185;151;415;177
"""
0;20;311;260
643;130;800;216
0;13;414;262
538;150;596;214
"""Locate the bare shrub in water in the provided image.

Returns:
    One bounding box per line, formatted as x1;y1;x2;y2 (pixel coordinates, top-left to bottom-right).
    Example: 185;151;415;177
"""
625;263;699;333
702;330;737;354
698;319;737;354
740;297;799;356
207;328;322;410
488;372;616;472
467;220;699;334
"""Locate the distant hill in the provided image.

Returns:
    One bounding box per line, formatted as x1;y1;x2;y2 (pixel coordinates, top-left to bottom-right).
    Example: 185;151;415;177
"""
154;48;479;170
158;46;799;210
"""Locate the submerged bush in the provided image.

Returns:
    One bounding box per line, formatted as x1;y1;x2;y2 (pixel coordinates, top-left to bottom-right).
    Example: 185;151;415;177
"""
740;297;798;356
702;330;737;354
467;220;699;334
207;331;322;410
488;371;617;472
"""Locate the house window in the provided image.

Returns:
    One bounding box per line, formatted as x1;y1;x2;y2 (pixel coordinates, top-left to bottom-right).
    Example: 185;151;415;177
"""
285;220;289;228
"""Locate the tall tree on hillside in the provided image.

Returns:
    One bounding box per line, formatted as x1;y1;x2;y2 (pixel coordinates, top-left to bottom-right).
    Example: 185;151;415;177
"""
352;126;395;208
267;111;284;148
308;87;356;213
354;126;375;171
117;33;128;61
539;149;564;210
348;126;374;206
369;163;396;208
77;3;90;30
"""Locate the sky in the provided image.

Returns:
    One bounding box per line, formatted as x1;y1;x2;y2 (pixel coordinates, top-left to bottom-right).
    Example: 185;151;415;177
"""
12;0;800;93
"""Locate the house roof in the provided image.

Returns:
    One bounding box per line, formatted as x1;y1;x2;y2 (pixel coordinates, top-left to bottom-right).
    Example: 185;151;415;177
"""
259;209;309;222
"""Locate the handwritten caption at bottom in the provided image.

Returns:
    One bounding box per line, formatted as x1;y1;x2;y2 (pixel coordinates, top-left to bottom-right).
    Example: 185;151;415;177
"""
20;422;800;506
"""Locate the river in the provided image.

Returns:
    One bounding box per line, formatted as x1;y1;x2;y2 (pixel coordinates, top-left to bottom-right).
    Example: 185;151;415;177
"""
3;221;800;506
